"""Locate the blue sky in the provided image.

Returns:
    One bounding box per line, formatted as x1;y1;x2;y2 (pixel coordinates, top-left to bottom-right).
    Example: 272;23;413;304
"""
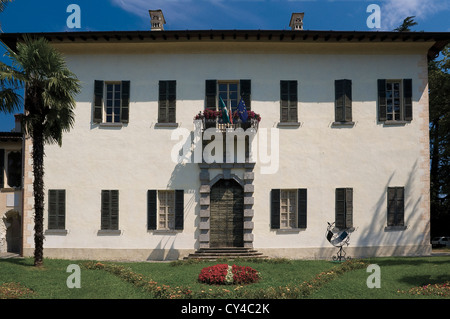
1;0;449;131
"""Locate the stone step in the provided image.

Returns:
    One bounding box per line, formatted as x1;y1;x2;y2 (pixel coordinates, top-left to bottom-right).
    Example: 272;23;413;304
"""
185;248;267;260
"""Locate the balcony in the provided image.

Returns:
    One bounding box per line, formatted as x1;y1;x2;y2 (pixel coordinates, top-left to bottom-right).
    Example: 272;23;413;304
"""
194;109;260;132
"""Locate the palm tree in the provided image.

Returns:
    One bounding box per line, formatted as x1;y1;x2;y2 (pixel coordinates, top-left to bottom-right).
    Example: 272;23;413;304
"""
394;16;418;32
0;36;81;266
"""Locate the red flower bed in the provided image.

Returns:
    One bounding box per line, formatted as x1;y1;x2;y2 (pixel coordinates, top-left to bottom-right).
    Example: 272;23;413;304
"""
198;264;260;285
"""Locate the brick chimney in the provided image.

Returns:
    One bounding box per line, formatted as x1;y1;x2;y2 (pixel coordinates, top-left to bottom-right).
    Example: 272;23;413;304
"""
289;13;304;30
149;9;166;31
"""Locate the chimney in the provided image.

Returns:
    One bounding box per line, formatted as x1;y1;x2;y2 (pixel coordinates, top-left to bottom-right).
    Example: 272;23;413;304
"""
149;9;166;31
289;13;304;30
14;114;23;133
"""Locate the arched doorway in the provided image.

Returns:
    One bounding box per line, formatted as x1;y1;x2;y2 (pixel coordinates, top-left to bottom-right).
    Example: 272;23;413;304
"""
210;179;244;248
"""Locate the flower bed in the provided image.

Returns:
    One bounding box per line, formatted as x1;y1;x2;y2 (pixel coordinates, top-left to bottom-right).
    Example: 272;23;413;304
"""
198;264;260;285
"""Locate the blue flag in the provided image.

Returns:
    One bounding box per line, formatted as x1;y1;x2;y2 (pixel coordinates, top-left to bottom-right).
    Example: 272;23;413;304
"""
219;96;230;124
237;97;248;123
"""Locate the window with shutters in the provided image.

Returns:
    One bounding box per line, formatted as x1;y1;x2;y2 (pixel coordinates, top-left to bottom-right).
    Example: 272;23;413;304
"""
158;190;175;230
48;190;66;230
334;79;353;124
335;188;353;229
101;190;119;231
205;79;251;111
280;80;298;124
147;189;184;231
158;80;177;124
93;80;130;125
378;79;412;123
271;189;307;230
387;187;405;227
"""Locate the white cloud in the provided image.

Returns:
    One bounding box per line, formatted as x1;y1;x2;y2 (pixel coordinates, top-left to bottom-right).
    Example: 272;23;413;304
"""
380;0;450;31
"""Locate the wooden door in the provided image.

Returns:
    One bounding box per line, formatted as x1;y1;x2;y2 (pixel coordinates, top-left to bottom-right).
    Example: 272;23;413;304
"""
210;179;244;248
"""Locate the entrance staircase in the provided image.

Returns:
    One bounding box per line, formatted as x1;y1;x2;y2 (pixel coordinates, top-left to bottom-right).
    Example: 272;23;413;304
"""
185;247;267;260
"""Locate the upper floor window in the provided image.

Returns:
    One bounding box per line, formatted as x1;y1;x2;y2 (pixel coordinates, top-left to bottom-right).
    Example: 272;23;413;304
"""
205;79;251;111
158;80;177;124
93;80;130;124
280;80;298;123
378;79;412;123
334;79;353;124
0;149;22;189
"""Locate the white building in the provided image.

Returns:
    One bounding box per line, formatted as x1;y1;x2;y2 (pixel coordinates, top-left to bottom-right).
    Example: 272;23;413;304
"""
1;15;449;261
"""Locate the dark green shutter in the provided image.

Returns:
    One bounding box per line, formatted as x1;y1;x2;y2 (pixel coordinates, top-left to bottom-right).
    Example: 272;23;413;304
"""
396;187;404;226
110;190;119;230
345;188;353;228
378;79;387;121
48;190;58;229
168;81;176;123
335;188;346;229
240;79;251;111
175;190;184;230
0;149;4;188
147;190;157;230
158;81;167;122
403;79;413;121
335;80;352;122
271;189;280;229
121;81;130;123
205;80;217;110
297;189;307;228
101;190;118;230
93;80;104;123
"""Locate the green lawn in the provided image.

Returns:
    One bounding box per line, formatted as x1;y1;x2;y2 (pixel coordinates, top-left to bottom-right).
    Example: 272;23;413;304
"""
0;256;449;299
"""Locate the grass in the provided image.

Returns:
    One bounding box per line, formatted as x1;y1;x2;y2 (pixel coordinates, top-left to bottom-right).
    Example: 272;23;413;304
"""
0;256;449;299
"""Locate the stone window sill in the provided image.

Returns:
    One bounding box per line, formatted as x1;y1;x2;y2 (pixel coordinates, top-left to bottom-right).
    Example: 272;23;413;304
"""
97;229;122;235
383;120;409;126
332;121;355;127
98;122;124;128
384;225;407;231
45;229;68;235
155;122;179;128
277;122;301;128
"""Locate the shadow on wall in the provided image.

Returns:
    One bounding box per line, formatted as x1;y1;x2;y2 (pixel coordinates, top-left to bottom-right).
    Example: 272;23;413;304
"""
352;159;429;257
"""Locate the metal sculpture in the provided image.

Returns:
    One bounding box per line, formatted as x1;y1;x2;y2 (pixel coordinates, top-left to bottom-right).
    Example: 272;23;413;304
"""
326;222;352;261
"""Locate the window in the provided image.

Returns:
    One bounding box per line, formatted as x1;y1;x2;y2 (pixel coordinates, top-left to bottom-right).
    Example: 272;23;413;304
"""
158;80;176;123
147;190;184;230
387;187;404;227
48;190;66;230
0;149;22;188
271;189;307;229
335;188;353;229
101;190;119;230
205;79;251;111
158;190;175;229
334;79;352;123
280;80;298;123
378;79;412;122
219;81;239;113
93;80;130;124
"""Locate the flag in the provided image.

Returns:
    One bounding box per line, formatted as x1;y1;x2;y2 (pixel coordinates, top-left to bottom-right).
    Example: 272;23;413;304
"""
219;96;230;124
237;97;248;123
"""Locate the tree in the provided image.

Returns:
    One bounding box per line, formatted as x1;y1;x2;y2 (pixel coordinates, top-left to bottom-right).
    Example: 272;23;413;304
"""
429;45;450;237
394;16;418;32
0;36;81;266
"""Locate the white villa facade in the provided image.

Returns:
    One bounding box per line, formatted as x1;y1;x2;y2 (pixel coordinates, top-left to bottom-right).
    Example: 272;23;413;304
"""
1;21;449;261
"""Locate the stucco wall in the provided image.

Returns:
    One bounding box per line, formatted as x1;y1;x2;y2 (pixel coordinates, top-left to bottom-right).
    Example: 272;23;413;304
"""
22;41;431;260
